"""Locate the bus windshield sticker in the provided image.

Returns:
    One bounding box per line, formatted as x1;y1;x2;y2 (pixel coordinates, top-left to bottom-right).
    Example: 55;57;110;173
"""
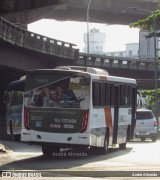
28;107;86;133
24;74;90;109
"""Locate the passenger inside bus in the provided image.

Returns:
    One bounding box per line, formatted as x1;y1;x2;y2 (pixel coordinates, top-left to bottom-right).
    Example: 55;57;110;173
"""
34;88;45;107
33;85;79;107
42;87;54;107
53;85;69;102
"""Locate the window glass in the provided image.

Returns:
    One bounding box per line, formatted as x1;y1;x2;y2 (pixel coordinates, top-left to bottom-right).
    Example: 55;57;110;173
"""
104;83;110;106
93;81;134;108
93;81;111;107
99;82;105;106
25;73;90;109
120;85;124;106
110;84;114;106
10;91;23;106
120;85;131;107
129;50;132;56
136;111;154;119
92;82;99;106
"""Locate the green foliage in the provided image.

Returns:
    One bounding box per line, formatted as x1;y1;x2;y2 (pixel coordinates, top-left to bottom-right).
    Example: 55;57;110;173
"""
140;89;160;108
130;8;160;33
145;32;160;38
130;7;160;114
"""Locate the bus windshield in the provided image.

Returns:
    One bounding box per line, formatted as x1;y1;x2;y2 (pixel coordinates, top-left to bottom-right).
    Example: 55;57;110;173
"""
24;71;90;109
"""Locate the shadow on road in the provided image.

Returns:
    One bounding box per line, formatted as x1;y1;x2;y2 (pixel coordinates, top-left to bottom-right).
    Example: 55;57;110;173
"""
0;117;133;172
0;146;133;171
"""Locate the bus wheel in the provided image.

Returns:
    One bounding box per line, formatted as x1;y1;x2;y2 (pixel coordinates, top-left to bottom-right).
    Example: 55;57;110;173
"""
141;137;145;142
127;126;131;142
151;137;157;142
42;145;53;157
119;142;126;150
13;135;21;141
100;133;109;155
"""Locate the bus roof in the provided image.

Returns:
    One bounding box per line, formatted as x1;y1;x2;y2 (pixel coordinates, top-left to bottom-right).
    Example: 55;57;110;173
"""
55;66;136;84
55;66;109;76
27;66;136;85
27;66;109;76
106;75;136;84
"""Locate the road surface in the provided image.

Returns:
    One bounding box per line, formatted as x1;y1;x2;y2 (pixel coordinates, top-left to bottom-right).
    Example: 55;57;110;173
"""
0;139;160;179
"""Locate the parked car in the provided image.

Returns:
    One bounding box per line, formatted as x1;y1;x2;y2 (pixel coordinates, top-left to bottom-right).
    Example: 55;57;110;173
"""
134;109;158;142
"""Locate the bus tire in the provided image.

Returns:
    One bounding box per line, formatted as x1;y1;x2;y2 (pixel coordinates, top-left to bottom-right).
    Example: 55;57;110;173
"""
119;142;126;150
9;120;13;134
151;137;157;142
100;132;109;155
13;134;21;141
42;145;53;157
141;137;145;142
127;126;131;142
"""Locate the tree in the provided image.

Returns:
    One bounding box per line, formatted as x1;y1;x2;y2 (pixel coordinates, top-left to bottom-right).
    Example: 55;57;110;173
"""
140;89;160;116
130;7;160;116
130;8;160;35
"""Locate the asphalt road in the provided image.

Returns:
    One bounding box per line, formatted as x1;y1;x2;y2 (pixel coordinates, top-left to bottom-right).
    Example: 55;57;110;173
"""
0;139;160;179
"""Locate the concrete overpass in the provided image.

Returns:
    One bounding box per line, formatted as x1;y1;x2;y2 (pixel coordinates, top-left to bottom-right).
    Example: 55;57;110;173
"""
0;14;159;116
0;17;79;69
0;0;159;26
0;0;159;117
0;16;79;115
0;16;159;89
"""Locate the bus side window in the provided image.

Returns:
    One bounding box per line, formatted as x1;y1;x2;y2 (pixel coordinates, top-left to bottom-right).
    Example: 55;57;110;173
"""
92;81;99;107
119;85;131;107
126;86;131;106
93;81;105;107
10;91;23;106
110;84;114;106
99;82;105;107
104;83;110;106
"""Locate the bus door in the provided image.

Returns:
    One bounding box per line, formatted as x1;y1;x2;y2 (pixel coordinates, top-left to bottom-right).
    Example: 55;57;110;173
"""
131;87;136;139
113;85;119;144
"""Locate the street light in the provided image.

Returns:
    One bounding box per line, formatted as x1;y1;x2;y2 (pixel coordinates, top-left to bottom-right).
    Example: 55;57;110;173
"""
87;0;92;53
123;7;158;120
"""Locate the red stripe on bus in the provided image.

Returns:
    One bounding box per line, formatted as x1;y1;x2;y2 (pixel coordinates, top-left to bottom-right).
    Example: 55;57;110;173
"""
104;108;113;137
100;76;107;80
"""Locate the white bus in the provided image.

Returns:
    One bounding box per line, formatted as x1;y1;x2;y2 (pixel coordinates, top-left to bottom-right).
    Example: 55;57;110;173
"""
4;77;25;140
21;66;137;156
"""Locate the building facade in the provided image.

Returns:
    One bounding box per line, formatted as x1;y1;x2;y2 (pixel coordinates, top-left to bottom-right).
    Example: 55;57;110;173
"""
83;28;106;54
106;43;139;58
83;28;159;60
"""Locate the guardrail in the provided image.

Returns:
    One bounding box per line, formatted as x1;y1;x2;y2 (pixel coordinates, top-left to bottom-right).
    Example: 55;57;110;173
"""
0;17;79;60
77;53;159;71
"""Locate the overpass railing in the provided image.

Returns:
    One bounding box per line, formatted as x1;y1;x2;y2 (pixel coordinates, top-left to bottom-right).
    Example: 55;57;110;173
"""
77;53;158;71
0;17;79;60
0;16;159;72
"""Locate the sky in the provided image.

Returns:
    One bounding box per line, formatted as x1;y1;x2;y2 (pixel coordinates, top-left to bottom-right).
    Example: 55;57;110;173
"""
28;19;140;53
